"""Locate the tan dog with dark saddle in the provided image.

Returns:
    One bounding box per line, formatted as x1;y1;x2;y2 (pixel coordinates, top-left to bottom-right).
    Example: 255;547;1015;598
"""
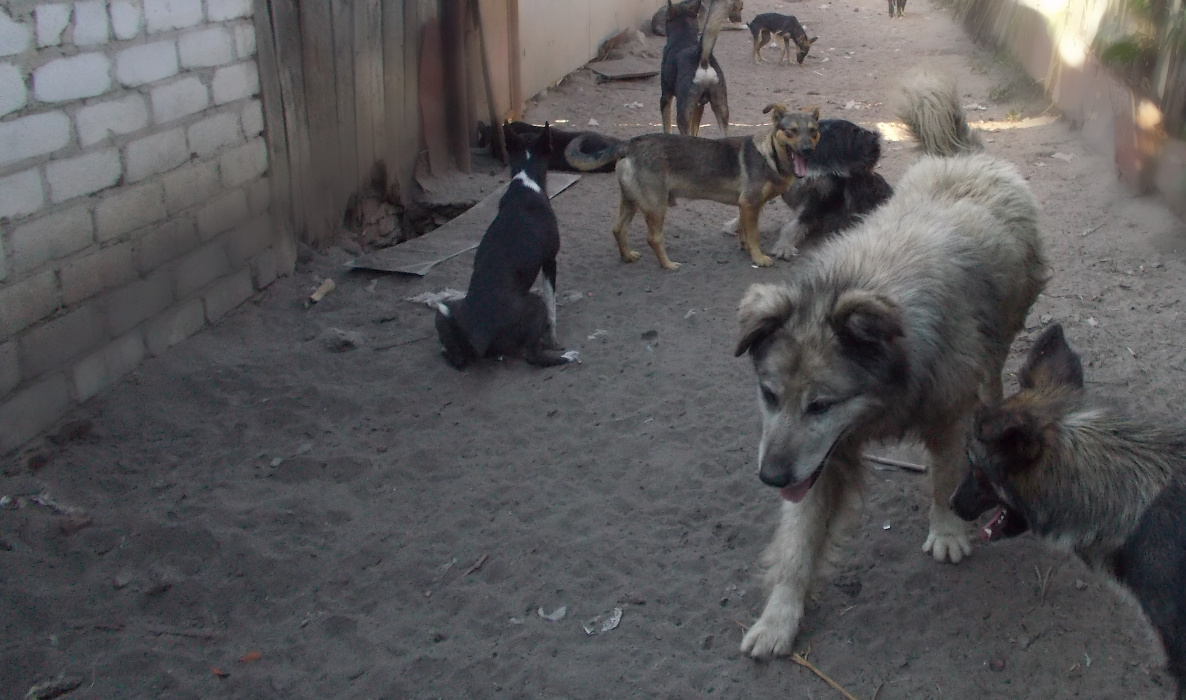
567;104;819;269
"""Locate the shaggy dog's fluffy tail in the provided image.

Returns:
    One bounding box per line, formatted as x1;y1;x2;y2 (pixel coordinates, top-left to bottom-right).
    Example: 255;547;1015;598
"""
895;72;983;157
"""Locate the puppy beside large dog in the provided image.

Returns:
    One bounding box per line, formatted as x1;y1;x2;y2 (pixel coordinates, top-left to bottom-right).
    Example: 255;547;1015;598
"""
952;323;1186;699
434;124;577;369
660;0;741;136
567;104;817;269
733;72;1047;658
748;12;816;65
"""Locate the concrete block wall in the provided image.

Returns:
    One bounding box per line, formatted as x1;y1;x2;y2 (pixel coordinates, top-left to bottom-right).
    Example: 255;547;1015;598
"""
0;0;290;454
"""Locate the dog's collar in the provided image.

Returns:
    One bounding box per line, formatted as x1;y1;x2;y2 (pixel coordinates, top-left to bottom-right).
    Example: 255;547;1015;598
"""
765;134;794;178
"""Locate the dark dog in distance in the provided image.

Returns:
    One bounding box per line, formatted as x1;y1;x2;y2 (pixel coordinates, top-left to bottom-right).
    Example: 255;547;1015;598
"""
952;323;1186;699
435;123;578;369
660;0;741;136
748;13;817;65
477;120;622;173
889;0;907;18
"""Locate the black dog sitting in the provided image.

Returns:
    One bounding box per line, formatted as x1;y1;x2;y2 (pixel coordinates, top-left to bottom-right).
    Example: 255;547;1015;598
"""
435;123;578;369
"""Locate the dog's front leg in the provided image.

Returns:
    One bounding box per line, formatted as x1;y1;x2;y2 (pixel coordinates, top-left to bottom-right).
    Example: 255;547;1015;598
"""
738;203;773;267
741;470;841;658
922;419;974;563
540;258;558;343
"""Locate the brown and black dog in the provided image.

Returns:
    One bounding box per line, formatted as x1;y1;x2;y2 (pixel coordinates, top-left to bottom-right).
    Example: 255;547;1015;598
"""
953;323;1186;699
567;104;819;269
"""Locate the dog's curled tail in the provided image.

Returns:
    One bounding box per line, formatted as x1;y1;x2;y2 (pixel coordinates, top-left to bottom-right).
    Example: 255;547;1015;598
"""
895;71;983;157
563;136;628;172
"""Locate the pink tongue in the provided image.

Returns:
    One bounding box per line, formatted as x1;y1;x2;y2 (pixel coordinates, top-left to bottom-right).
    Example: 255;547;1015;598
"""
980;506;1007;542
779;472;818;503
793;154;808;178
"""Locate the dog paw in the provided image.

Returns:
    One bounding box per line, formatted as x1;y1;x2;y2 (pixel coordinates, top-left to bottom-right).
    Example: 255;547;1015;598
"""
740;613;798;659
771;243;799;260
560;350;581;363
923;504;972;563
751;254;774;267
622;250;642;263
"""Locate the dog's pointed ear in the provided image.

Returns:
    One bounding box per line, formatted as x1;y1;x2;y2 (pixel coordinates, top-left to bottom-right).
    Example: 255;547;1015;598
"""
830;289;903;348
975;407;1043;472
735;283;795;357
534;122;553;158
805;105;820;121
809;36;818;45
1018;323;1084;392
502;122;523;153
762;103;788;122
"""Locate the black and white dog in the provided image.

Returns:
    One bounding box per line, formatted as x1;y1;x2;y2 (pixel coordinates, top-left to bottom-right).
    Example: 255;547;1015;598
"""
434;123;578;369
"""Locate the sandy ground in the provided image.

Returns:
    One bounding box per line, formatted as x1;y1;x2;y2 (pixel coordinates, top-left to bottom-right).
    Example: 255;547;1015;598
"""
5;0;1186;698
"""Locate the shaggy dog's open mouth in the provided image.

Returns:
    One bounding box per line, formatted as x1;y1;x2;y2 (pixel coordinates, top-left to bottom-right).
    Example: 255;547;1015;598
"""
779;467;821;503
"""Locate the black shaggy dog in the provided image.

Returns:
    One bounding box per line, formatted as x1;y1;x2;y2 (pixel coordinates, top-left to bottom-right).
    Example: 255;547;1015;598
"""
768;118;892;258
434;124;577;369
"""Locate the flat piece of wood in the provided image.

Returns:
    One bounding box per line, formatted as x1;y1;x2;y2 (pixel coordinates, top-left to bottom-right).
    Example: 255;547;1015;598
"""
345;173;580;276
589;57;660;81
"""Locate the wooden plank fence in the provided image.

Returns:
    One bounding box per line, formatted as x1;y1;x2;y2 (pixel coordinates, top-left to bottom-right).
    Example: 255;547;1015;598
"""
253;0;519;245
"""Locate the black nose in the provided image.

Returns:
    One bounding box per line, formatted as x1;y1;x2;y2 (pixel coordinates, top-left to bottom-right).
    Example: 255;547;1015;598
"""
759;461;791;487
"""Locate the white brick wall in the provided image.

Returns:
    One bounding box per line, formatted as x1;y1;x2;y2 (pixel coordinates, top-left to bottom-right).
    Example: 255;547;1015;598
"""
179;27;234;68
145;0;203;34
212;60;258;104
9;205;94;272
34;53;112;102
74;331;145;401
96;182;167;241
46;148;122;202
0;8;32;57
74;1;111;46
208;0;253;22
36;4;71;48
77;94;150;147
116;40;179;87
151;75;209;123
0;112;71;168
188;110;241;156
0;0;282;454
125;127;188;182
0;169;44;221
0;62;28;118
110;1;142;40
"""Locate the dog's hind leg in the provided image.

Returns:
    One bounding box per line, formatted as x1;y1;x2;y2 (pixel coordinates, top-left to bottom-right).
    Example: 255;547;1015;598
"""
612;194;643;263
685;103;706;136
644;208;680;270
661;94;675;134
539;257;558;343
742;449;861;659
709;95;729;135
752;30;768;63
921;419;974;563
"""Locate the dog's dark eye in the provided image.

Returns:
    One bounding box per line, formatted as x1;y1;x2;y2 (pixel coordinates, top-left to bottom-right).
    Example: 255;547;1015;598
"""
805;397;836;415
761;386;780;409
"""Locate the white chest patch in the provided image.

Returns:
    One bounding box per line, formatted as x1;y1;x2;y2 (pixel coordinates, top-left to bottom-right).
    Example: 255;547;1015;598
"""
693;65;719;85
513;171;542;193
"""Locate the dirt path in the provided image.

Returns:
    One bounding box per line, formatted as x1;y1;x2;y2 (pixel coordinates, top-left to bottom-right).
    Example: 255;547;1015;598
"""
4;0;1186;698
